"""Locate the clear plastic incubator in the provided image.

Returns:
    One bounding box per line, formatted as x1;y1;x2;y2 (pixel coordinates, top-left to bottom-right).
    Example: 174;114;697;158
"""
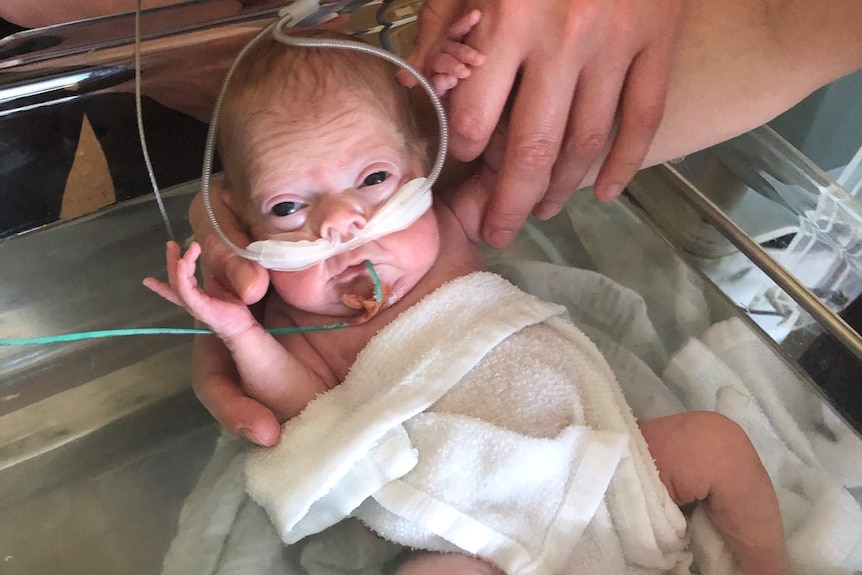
0;1;860;574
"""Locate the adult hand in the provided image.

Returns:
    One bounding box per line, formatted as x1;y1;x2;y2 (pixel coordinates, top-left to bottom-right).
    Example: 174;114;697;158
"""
409;0;681;247
188;183;279;446
192;326;282;447
188;181;269;305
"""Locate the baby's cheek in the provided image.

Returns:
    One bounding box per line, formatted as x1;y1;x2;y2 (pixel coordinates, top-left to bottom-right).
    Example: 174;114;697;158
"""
269;269;318;309
401;214;440;270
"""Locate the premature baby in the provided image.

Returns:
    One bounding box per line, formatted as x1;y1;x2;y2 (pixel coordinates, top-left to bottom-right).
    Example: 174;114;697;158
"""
145;24;792;575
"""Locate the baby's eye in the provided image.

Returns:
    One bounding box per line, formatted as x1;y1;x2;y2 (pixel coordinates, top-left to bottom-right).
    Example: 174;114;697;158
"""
271;201;304;217
361;171;390;187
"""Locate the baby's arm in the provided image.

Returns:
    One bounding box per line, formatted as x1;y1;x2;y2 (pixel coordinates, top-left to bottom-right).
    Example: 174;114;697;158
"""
144;241;328;420
639;412;793;575
422;9;485;96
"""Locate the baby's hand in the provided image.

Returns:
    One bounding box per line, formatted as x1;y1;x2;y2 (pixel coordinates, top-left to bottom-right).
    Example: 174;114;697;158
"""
417;9;485;96
144;241;259;340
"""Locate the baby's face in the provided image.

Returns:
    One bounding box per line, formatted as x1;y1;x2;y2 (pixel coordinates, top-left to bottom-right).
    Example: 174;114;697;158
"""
237;99;439;317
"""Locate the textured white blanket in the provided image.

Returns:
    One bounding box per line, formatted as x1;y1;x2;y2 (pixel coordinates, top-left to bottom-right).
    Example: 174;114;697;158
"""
161;258;862;575
244;272;690;575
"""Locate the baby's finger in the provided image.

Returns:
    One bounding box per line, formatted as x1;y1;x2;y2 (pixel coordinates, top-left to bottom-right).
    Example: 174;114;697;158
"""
446;8;482;41
174;260;209;314
179;242;203;286
442;39;486;68
183;241;202;265
430;51;470;78
432;73;458;96
176;252;202;293
142;277;184;307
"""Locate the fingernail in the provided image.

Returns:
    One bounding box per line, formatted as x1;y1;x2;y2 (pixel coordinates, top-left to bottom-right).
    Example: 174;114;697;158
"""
488;228;515;248
603;184;623;202
237;427;262;445
534;201;561;221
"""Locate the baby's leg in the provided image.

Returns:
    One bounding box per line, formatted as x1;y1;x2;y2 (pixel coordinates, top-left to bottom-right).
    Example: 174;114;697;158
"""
395;552;504;575
639;411;793;575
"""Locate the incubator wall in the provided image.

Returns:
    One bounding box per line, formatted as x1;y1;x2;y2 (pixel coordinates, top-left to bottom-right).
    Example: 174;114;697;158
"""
0;1;861;573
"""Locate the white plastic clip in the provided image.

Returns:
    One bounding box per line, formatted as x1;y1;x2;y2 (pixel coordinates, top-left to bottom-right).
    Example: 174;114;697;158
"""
278;0;321;26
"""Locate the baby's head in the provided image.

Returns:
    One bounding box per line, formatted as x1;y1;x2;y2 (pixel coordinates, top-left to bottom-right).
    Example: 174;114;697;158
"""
217;31;440;318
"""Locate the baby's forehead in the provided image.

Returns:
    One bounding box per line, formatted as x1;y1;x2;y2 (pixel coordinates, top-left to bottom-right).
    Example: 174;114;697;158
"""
237;88;405;143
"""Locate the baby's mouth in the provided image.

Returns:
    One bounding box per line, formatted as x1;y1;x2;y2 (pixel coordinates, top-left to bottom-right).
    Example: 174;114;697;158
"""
334;262;367;283
336;260;391;325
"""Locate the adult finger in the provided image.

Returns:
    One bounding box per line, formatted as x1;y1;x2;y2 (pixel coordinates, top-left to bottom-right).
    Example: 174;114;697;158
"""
480;53;579;247
195;375;282;447
539;57;629;219
189;189;269;304
142;277;182;306
192;335;281;446
164;240;181;290
444;3;522;161
481;119;507;175
594;44;671;202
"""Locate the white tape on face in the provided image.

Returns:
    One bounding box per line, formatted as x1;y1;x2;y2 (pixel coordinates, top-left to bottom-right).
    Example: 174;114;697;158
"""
245;177;432;271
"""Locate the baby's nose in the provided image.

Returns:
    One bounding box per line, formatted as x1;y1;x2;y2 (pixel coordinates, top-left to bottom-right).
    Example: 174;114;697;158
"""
317;194;369;242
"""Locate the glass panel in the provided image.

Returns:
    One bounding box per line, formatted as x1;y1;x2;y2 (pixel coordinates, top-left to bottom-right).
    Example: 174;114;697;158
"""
629;125;862;429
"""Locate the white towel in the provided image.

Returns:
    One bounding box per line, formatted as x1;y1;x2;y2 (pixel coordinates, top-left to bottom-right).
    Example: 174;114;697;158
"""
245;272;690;575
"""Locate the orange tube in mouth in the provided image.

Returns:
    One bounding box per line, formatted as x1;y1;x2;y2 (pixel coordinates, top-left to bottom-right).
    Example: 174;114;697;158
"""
341;282;392;325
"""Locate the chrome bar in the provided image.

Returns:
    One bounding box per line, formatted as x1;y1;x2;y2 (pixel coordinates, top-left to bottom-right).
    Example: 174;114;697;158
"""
663;162;862;361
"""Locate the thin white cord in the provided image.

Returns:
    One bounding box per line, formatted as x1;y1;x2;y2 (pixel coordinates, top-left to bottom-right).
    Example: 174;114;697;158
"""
135;0;175;241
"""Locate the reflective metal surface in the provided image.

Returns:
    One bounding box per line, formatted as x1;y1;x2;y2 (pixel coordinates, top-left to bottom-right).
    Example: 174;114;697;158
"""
0;0;420;112
0;185;222;573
